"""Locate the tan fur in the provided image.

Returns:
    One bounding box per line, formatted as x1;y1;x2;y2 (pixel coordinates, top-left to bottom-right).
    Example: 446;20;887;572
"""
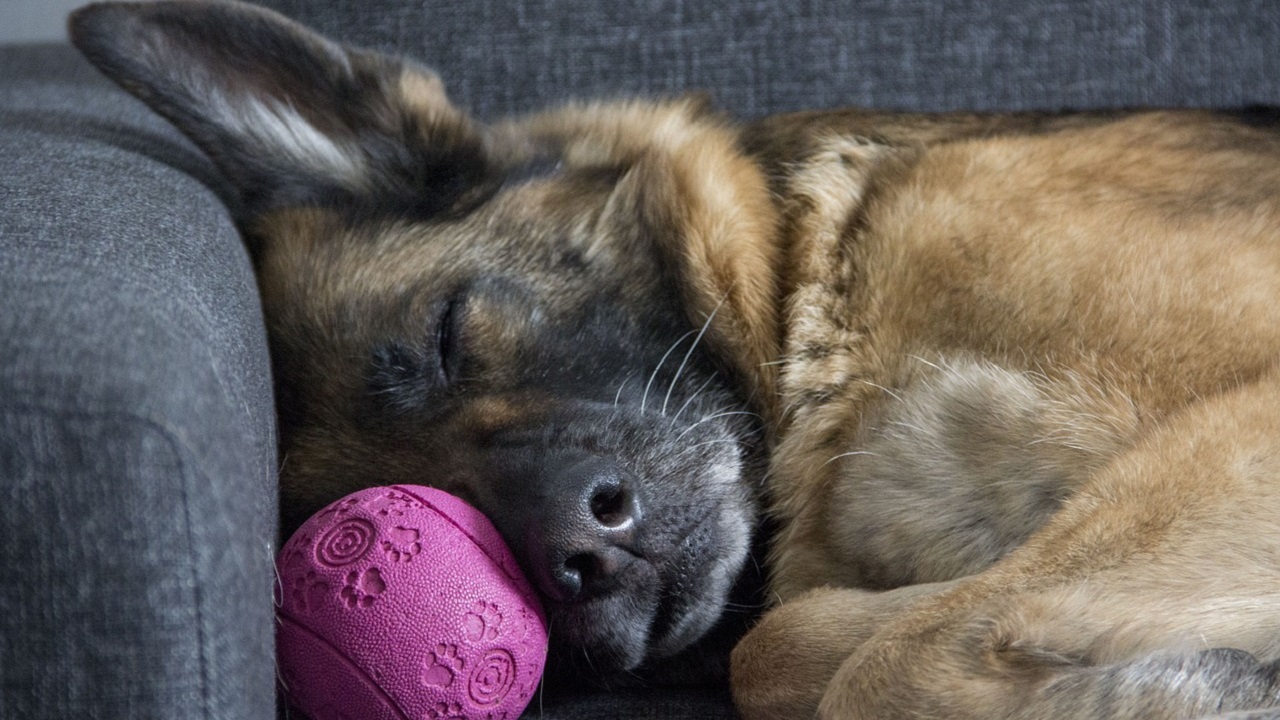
728;110;1280;718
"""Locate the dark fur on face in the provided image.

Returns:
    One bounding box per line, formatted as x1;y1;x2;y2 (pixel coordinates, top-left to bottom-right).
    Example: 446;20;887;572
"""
71;0;778;684
255;197;765;675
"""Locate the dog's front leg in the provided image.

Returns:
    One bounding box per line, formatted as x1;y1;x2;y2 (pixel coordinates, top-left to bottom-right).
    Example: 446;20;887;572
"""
817;581;1280;720
814;371;1280;720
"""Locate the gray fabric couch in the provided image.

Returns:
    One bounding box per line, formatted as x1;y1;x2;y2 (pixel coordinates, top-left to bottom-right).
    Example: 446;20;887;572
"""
2;1;1278;718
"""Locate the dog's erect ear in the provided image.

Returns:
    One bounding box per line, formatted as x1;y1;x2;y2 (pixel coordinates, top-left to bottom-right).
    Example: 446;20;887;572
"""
70;0;494;219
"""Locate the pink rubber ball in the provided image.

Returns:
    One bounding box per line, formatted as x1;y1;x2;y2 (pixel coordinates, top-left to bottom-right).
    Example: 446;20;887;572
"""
276;485;548;720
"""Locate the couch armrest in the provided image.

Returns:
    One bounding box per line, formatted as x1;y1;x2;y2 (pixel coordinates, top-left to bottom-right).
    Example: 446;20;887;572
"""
0;44;277;719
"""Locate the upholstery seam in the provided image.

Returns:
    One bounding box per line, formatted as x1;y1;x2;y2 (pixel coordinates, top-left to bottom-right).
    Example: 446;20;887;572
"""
2;403;217;718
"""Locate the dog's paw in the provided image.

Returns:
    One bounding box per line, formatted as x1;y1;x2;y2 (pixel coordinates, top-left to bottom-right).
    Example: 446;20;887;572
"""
731;584;953;720
731;589;854;719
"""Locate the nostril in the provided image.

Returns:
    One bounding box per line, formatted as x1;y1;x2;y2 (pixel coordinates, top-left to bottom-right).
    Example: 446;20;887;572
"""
554;556;587;599
528;457;647;602
562;549;632;599
564;553;594;590
590;484;631;528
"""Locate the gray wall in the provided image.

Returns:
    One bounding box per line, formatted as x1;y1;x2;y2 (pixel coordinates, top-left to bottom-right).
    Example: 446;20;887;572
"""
0;0;151;44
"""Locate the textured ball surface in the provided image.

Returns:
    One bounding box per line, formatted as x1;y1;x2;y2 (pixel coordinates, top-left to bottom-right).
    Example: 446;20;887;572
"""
276;485;548;720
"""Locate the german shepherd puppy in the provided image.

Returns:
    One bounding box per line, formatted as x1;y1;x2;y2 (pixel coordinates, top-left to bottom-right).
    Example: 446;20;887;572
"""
72;1;1280;718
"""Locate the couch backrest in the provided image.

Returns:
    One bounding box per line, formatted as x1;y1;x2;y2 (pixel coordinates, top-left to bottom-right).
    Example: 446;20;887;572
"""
254;0;1280;121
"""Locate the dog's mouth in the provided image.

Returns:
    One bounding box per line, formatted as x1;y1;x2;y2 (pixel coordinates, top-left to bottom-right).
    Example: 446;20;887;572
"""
541;488;752;675
470;399;760;678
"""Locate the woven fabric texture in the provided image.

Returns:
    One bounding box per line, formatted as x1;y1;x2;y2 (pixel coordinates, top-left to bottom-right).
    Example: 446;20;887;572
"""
0;44;277;720
256;0;1280;120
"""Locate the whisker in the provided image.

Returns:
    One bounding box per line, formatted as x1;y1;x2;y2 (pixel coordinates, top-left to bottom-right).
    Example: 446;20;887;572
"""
674;410;762;443
672;431;766;470
662;295;728;416
613;373;634;409
683;439;742;453
641;329;699;416
670;373;719;427
821;450;878;468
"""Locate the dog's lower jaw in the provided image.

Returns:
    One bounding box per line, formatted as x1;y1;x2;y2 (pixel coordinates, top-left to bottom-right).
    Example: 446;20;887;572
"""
547;506;754;675
536;557;752;677
647;500;755;661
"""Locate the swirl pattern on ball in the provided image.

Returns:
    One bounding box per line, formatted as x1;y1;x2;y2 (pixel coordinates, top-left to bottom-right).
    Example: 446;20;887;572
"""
467;650;516;706
316;518;376;567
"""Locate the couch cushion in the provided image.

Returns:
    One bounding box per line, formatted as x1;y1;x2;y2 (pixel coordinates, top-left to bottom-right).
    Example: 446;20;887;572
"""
0;43;277;719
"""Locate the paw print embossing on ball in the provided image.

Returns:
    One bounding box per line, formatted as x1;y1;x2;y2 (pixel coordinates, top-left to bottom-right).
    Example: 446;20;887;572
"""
364;489;424;518
276;485;547;720
510;606;537;646
339;567;386;608
312;496;362;527
278;534;312;569
464;601;503;642
382;526;422;562
289;570;331;613
426;701;467;720
421;643;465;688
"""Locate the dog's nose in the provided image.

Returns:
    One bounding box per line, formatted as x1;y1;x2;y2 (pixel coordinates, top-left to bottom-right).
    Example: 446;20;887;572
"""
535;456;644;602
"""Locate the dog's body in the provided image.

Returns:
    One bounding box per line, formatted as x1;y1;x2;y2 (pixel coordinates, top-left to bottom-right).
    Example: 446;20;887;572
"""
72;2;1280;718
734;110;1280;718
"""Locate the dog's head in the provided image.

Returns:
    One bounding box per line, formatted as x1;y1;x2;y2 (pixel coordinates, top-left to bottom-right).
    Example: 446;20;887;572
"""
71;0;781;678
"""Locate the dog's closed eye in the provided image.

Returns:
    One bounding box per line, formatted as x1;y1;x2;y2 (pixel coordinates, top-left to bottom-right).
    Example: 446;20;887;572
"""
366;291;472;417
437;292;465;385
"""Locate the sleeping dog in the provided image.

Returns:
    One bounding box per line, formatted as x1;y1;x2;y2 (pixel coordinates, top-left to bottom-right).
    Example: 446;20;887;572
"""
72;2;1280;717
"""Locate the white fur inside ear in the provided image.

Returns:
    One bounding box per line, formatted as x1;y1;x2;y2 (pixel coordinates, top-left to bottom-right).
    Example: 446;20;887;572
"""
126;25;372;189
212;94;369;187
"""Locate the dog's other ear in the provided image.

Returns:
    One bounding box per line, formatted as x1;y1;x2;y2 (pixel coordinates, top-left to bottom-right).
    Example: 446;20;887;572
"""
517;100;784;414
70;0;494;219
